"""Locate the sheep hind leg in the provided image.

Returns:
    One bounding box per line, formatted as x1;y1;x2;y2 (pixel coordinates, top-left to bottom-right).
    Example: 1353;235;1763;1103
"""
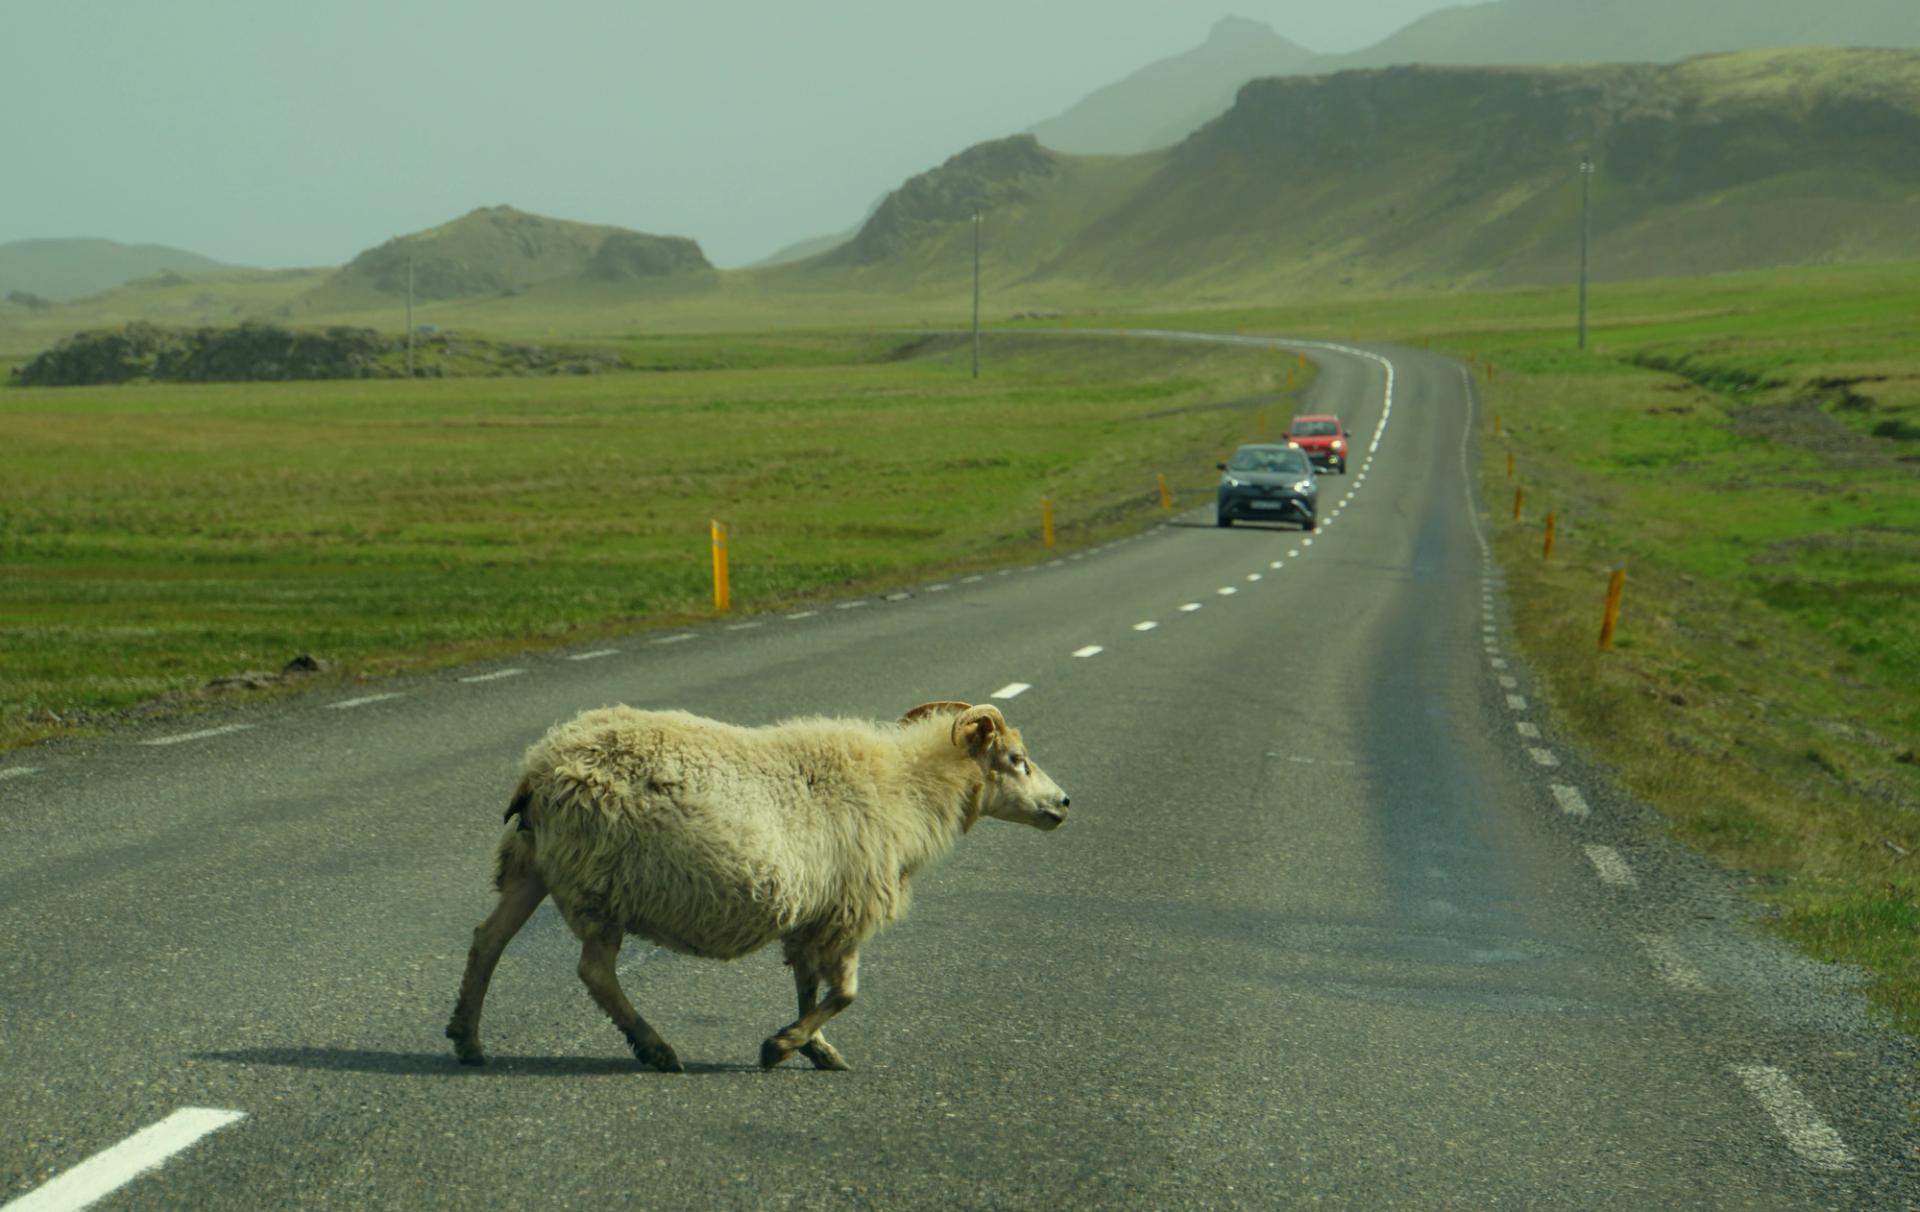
577;927;682;1074
446;871;547;1065
763;952;858;1071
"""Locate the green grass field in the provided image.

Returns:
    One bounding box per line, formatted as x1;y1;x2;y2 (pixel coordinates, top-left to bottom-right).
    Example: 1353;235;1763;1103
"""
0;332;1301;746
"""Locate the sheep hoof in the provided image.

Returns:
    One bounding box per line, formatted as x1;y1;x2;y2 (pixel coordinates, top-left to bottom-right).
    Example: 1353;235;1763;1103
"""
801;1040;851;1071
445;1021;485;1065
625;1033;683;1073
759;1038;794;1070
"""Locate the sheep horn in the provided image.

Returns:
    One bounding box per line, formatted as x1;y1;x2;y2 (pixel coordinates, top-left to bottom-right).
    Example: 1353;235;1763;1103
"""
950;703;1007;752
900;700;972;725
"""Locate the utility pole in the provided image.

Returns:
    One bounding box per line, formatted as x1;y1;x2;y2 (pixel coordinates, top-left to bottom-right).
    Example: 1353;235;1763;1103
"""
406;254;416;377
971;211;982;380
1578;158;1593;352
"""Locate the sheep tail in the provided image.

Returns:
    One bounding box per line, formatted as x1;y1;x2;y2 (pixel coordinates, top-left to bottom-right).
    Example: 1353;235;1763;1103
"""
493;779;539;892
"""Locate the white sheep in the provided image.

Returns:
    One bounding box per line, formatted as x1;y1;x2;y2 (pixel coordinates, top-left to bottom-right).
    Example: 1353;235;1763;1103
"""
445;699;1069;1072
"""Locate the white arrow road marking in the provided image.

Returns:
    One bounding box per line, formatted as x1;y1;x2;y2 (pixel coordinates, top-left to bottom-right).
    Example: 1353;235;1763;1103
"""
2;1107;245;1212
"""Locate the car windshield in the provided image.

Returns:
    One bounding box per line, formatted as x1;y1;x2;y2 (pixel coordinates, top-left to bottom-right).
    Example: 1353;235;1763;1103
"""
1227;449;1309;475
1291;420;1338;437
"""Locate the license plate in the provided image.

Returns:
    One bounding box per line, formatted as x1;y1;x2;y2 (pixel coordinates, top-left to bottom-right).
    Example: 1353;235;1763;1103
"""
1252;500;1283;509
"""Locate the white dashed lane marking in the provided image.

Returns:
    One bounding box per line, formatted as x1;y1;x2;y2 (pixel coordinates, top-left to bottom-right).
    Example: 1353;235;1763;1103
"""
1498;675;1518;688
329;692;405;710
1516;721;1540;738
142;724;253;747
566;649;620;661
1180;603;1203;613
4;1106;246;1212
459;669;526;684
651;633;696;644
0;766;40;780
1216;587;1238;596
1133;622;1158;632
1246;573;1262;582
1072;646;1104;658
1732;1065;1856;1171
1639;933;1710;993
836;601;868;610
1528;747;1559;767
1506;695;1528;710
926;583;951;592
990;683;1031;700
1550;784;1591;818
785;611;818;620
961;575;984;584
725;622;763;631
1583;844;1638;887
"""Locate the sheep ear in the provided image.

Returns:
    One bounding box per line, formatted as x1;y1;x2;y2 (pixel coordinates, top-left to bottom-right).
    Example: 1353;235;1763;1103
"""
900;700;972;726
950;704;1007;755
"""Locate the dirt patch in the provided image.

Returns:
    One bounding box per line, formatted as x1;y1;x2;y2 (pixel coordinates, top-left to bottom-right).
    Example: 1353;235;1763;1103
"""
1731;399;1904;471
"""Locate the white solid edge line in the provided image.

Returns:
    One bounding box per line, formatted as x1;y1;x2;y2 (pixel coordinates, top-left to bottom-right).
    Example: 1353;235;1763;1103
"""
459;668;526;683
0;766;40;780
566;649;620;661
990;682;1031;699
141;724;252;747
1072;645;1103;658
3;1106;246;1212
1583;844;1638;887
329;692;405;710
1549;784;1591;818
1732;1065;1856;1171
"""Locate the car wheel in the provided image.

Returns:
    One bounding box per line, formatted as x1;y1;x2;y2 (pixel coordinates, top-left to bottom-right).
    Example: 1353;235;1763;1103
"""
1216;511;1232;528
1301;513;1316;531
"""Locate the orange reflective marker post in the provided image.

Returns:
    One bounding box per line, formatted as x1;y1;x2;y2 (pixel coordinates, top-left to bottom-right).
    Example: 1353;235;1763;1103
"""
1543;511;1557;560
710;520;730;612
1599;566;1628;650
1043;498;1055;548
1157;474;1172;510
1494;413;1502;435
1513;486;1525;521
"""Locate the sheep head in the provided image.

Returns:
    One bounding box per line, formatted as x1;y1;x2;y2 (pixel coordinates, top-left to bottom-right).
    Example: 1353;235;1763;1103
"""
948;703;1070;832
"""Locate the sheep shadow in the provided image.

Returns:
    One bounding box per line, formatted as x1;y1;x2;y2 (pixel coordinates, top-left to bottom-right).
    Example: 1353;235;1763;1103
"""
195;1046;758;1077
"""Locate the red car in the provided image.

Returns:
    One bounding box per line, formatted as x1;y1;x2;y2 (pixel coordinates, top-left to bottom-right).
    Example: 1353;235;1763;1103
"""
1286;414;1349;474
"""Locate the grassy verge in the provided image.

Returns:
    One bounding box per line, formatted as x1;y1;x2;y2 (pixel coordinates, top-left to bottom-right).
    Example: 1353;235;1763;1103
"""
0;332;1307;749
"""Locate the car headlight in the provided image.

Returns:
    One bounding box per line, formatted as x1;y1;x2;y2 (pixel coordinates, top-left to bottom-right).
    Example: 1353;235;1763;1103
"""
1293;479;1314;494
1223;476;1243;488
1332;439;1344;450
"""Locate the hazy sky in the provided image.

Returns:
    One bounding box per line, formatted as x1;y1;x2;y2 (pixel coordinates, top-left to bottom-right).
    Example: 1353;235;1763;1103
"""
3;0;1462;268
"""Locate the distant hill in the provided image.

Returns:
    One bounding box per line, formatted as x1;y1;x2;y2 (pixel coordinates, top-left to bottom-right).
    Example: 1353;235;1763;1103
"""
1029;16;1314;154
1032;0;1920;155
307;205;713;307
788;50;1920;294
0;238;231;303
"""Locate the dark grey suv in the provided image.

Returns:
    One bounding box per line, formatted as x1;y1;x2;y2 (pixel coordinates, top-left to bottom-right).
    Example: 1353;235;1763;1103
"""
1215;444;1318;530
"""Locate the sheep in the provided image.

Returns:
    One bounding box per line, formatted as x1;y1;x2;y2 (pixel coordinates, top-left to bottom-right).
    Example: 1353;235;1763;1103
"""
444;699;1070;1072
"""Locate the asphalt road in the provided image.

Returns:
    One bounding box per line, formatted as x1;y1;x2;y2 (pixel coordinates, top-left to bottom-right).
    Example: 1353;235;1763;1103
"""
3;336;1916;1210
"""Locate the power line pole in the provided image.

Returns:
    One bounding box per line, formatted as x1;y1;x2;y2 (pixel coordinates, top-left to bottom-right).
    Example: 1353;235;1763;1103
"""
971;211;982;380
1578;158;1593;351
406;254;416;377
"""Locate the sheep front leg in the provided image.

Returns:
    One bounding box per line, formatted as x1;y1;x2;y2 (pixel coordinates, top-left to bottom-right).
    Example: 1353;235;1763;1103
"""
577;927;683;1073
445;871;547;1065
762;952;858;1070
789;965;852;1071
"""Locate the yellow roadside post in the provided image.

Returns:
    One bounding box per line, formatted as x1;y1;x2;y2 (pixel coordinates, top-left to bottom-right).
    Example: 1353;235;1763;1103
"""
1599;566;1628;650
1043;498;1055;548
710;520;730;612
1543;511;1557;560
1157;473;1172;510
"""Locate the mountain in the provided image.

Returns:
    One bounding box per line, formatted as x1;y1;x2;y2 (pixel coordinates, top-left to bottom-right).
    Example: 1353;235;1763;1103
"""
308;205;712;307
0;238;231;303
1032;0;1920;155
787;50;1920;295
1029;16;1314;154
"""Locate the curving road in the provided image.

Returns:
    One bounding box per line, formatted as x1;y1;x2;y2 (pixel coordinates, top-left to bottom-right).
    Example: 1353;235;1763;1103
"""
3;337;1916;1210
